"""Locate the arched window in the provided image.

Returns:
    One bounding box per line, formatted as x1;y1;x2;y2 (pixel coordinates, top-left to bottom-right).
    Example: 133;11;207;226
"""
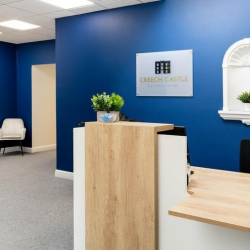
219;38;250;125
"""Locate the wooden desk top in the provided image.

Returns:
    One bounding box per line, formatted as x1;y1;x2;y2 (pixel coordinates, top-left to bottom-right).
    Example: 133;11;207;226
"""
86;121;174;132
169;167;250;233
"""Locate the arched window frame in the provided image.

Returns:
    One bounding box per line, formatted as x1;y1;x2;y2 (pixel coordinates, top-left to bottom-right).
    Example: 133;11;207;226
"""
219;38;250;125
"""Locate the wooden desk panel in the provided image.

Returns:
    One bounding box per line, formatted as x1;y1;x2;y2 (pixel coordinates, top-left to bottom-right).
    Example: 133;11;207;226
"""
169;167;250;233
85;122;173;250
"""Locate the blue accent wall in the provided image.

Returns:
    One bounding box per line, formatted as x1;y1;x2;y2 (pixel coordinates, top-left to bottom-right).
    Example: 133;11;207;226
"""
16;40;55;147
56;0;250;173
0;42;17;126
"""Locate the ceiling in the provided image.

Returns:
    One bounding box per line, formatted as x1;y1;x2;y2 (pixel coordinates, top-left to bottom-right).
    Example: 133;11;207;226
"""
0;0;159;44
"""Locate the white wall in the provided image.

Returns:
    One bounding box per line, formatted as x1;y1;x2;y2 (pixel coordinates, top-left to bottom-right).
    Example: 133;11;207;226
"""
32;64;56;149
228;67;250;111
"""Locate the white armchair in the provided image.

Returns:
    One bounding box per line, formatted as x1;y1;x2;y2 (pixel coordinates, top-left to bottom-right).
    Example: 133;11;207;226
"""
0;119;26;156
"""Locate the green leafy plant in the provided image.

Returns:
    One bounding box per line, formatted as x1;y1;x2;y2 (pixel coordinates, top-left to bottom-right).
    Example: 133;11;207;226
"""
109;93;124;111
91;92;112;111
237;91;250;103
91;92;125;112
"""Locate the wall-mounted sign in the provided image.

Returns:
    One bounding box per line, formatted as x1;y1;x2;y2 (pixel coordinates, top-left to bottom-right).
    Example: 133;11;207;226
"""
136;50;193;96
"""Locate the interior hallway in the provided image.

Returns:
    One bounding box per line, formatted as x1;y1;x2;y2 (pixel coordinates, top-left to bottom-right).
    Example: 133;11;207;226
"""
0;150;73;250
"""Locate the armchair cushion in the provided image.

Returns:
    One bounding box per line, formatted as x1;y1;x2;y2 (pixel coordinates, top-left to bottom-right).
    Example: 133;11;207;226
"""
1;135;22;140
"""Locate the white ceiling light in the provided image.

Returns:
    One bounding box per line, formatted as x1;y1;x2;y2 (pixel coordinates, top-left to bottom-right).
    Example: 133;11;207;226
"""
39;0;95;9
0;20;40;31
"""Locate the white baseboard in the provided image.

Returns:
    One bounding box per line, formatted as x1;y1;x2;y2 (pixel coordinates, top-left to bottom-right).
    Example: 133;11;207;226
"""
55;170;74;180
2;144;56;154
25;144;56;153
3;146;19;153
23;147;32;153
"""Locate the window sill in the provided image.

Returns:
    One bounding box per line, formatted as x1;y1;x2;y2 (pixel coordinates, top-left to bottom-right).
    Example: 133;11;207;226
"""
218;110;250;125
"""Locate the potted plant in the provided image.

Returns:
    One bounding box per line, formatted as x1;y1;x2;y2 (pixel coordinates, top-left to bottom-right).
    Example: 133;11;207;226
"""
91;92;124;122
237;91;250;111
109;93;124;122
91;92;112;121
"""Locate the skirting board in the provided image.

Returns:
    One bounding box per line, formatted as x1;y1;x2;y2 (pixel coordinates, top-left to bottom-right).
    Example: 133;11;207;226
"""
3;146;20;153
27;144;56;153
2;144;56;154
55;170;74;180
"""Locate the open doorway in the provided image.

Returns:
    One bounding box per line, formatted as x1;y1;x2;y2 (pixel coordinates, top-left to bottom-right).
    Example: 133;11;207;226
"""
32;64;56;151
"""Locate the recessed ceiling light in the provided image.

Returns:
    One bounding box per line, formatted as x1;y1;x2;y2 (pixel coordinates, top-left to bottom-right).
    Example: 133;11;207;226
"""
39;0;95;9
0;20;40;31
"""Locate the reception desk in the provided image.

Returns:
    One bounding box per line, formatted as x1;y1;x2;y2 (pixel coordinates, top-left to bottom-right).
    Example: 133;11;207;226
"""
169;167;250;233
74;122;250;250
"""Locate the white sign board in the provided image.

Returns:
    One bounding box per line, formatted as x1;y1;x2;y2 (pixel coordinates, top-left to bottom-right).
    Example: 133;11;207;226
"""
136;50;193;96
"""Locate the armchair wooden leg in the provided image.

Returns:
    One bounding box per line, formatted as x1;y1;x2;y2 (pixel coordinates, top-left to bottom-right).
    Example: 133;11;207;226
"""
0;140;2;154
1;141;5;154
19;140;24;156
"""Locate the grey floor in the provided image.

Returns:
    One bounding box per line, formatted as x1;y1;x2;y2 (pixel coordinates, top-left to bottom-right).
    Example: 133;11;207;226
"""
0;150;73;250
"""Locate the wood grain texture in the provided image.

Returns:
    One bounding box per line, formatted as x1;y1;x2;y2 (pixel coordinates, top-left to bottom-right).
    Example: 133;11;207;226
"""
169;167;250;233
85;122;173;250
